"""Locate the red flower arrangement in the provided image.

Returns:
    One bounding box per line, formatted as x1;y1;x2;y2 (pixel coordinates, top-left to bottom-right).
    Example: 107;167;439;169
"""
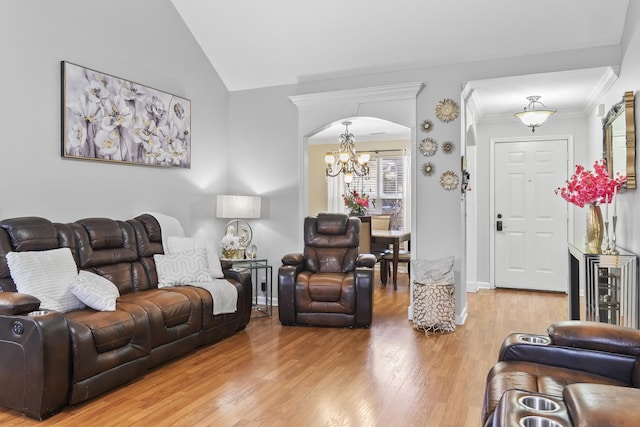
556;160;626;207
342;190;370;215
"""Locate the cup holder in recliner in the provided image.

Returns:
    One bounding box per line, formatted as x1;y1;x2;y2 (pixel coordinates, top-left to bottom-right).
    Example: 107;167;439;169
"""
519;415;564;427
494;390;569;427
27;310;50;317
519;335;551;344
518;396;559;412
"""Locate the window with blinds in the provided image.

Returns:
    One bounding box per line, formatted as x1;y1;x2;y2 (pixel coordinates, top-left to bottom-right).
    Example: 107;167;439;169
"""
349;153;406;229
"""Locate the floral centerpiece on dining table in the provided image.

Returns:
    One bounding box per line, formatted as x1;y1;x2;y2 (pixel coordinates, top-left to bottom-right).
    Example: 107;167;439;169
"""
556;159;626;253
342;190;370;216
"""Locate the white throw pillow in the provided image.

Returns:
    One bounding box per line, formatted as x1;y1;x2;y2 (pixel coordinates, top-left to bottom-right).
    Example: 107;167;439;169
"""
411;256;455;285
154;248;212;287
167;236;224;279
6;247;85;313
69;271;120;311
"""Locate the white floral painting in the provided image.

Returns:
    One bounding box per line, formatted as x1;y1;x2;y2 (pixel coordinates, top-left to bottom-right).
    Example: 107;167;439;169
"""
62;61;191;168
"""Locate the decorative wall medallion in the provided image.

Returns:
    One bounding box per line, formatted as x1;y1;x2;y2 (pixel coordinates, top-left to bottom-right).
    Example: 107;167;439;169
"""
421;162;435;176
421;119;433;132
441;141;455;153
419;137;437;156
440;170;459;190
435;98;460;123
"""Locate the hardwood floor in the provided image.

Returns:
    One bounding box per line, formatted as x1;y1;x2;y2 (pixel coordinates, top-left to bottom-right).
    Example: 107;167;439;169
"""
0;274;567;426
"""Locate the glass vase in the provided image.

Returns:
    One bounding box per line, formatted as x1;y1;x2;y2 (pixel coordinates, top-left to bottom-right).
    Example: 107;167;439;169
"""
585;203;604;253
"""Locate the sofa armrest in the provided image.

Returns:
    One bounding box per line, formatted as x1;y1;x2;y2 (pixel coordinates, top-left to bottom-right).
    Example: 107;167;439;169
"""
0;309;70;419
223;267;252;327
0;292;41;315
564;383;640;426
498;332;636;384
220;258;233;270
548;320;640;356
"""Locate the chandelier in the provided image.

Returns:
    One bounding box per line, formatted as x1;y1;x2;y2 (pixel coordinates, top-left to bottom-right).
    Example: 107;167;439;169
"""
324;121;370;185
514;96;556;133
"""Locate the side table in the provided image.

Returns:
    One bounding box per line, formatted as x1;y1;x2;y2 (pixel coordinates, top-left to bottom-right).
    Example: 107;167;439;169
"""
568;243;638;328
229;258;272;318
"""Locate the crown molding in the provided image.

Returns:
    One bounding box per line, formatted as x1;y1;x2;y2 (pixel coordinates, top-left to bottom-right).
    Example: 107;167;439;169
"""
289;82;425;108
582;66;619;115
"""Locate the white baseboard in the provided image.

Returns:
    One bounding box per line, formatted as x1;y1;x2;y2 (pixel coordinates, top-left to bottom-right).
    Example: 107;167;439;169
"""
466;281;492;292
456;303;468;325
476;281;492;290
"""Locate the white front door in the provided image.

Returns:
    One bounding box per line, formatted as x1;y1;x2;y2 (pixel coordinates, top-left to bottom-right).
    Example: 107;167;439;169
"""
494;138;568;292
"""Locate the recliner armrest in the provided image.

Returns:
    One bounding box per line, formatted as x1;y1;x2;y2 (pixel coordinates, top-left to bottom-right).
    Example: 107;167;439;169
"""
498;332;636;384
277;264;304;325
281;253;304;266
548;320;640;356
0;292;41;315
564;383;640;426
356;253;376;268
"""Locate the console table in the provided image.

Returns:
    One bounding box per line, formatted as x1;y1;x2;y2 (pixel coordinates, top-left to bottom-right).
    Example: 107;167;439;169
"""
568;243;638;328
229;258;272;319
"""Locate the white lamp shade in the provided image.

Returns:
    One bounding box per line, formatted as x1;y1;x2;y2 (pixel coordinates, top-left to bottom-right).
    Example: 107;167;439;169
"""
216;195;261;219
325;153;335;165
514;110;555;127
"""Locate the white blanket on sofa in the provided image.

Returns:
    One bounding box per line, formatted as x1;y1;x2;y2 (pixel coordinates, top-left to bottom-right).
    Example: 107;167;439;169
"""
139;211;186;248
141;212;237;315
189;279;238;315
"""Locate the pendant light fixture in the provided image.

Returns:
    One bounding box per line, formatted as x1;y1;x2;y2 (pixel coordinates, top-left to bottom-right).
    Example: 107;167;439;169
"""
514;96;556;133
324;121;370;185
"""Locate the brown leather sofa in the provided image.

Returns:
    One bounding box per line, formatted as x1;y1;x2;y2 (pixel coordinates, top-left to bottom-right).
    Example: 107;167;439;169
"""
0;214;252;420
482;320;640;426
278;213;376;328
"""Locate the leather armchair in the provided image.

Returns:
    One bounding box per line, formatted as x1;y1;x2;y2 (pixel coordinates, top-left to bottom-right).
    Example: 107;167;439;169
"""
278;213;376;328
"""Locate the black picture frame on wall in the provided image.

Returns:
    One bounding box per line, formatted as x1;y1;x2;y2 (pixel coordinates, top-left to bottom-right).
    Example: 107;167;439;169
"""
61;61;191;168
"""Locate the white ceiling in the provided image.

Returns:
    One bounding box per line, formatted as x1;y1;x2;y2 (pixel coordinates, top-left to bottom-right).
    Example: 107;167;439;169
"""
170;0;629;139
309;117;411;145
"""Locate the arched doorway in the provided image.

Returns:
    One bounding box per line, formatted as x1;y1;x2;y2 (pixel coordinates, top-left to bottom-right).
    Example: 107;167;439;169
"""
289;82;423;242
289;82;423;317
307;116;411;229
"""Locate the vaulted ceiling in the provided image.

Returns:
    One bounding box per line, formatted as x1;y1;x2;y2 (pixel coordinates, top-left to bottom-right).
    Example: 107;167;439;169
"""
171;0;629;136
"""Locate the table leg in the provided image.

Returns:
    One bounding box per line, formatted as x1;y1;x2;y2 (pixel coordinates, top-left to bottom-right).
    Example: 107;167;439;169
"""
393;242;399;290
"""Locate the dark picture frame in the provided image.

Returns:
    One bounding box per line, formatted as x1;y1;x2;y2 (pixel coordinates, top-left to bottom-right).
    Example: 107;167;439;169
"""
61;61;191;168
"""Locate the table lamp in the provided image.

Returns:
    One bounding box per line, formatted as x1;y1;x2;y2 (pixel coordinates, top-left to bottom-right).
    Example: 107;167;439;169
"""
216;195;261;258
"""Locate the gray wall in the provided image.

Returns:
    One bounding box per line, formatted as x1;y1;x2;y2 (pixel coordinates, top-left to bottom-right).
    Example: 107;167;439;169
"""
0;0;230;238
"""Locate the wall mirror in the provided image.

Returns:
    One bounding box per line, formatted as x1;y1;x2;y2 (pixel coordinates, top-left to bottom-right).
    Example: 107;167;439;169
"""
603;91;636;189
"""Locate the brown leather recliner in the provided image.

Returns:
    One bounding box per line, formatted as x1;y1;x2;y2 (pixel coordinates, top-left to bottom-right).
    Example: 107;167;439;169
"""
278;213;376;328
482;321;640;427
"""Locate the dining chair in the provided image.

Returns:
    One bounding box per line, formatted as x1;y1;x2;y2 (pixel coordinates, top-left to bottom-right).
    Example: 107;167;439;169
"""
359;216;372;255
371;215;391;232
381;250;411;289
370;215;392;283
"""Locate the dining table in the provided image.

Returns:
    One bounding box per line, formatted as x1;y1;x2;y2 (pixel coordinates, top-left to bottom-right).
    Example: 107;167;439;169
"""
371;229;411;288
